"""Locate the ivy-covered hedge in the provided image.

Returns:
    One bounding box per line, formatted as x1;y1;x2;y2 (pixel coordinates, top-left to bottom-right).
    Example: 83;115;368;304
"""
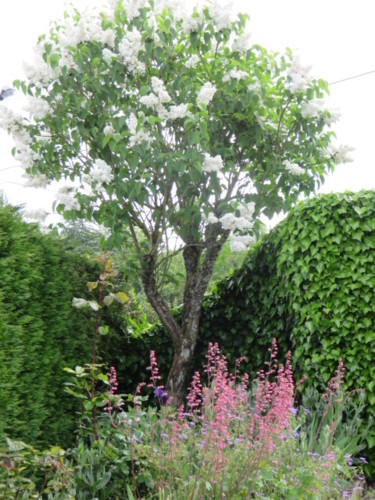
0;204;104;448
114;190;375;470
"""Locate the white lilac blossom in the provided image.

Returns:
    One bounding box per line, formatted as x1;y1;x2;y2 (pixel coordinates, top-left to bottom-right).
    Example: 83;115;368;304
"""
59;9;116;49
139;93;160;108
301;99;325;118
230;234;255;252
204;212;219;225
88;159;114;187
219;203;255;232
247;81;261;95
324;108;341;125
23;172;50;188
24;209;48;222
202;153;224;173
140;78;187;121
283;160;305;176
139;78;170;119
0;103;22;132
168;103;189;120
56;186;80;211
223;69;248;82
182;13;202;33
23;43;61;85
238;201;255;220
118;28;145;74
197;82;216;106
25;97;52;119
151;77;172;104
287;57;312;93
185;54;200;68
13;128;40;169
122;0;148;20
103;124;115;136
127;113;152;147
102;48;117;63
232;31;251;53
326;144;354;164
208;0;234;31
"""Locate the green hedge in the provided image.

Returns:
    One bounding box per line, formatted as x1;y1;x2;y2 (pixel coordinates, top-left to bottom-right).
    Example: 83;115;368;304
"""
115;190;375;470
0;205;102;448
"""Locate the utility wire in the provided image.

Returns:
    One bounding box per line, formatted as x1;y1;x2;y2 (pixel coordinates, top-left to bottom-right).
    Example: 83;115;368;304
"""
329;69;375;86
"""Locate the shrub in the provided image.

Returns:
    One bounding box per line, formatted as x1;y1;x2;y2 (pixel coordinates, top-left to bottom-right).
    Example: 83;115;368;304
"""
0;342;367;498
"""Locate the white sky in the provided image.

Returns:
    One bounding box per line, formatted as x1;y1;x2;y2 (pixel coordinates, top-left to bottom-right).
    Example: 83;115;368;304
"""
1;0;374;220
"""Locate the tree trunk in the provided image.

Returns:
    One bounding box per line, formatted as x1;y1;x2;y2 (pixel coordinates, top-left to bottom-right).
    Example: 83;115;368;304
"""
141;227;230;406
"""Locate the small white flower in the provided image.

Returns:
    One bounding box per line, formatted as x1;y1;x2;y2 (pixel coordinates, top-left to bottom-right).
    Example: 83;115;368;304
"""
24;208;48;222
168;103;189;120
151;77;171;103
232;32;251;53
118;28;145;75
89;159;114;186
57;186;80;211
127;113;152;147
202;153;224;173
23;172;50;188
208;0;233;31
219;212;253;232
283;160;305;176
139;93;160;108
102;48;116;63
197;82;216;106
219;212;237;230
230;234;255;252
326;144;354;164
287;57;312;93
247;81;261;95
25;97;52;119
301;99;325;118
324;108;341;125
182;13;202;34
204;212;219;225
103;124;115;136
223;69;248;82
185;54;200;68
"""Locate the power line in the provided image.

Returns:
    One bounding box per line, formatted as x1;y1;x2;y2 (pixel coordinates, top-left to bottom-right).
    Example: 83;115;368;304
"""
329;69;375;86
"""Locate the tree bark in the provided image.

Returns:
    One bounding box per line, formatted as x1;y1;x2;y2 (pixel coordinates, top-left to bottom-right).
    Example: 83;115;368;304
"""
141;227;230;407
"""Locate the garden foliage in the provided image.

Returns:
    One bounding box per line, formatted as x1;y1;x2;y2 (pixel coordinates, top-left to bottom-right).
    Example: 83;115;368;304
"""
122;191;375;472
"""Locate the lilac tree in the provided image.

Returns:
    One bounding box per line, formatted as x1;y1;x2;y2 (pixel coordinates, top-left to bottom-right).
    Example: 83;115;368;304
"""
1;0;351;404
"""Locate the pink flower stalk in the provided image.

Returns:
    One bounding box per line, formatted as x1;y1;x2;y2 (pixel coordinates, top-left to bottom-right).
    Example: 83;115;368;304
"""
186;371;202;414
147;350;162;387
104;366;123;421
250;342;294;452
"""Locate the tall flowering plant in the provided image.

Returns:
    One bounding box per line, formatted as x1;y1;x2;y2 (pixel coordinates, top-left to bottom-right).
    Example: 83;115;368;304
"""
0;0;351;404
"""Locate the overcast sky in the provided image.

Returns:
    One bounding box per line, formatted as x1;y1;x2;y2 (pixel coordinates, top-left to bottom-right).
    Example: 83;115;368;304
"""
1;0;374;219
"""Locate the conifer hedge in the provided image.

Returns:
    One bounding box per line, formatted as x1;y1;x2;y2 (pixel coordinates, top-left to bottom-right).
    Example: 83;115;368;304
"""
0;204;100;448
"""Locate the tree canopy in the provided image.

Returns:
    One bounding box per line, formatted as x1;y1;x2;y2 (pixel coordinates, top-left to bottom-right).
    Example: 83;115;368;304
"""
0;0;351;403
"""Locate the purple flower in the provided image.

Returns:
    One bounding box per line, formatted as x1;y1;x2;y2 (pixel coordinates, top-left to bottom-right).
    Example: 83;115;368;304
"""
359;457;368;464
154;386;168;405
291;407;297;416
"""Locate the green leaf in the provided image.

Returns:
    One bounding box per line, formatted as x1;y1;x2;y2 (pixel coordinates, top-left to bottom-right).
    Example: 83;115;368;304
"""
88;300;100;311
72;297;88;309
115;291;129;304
